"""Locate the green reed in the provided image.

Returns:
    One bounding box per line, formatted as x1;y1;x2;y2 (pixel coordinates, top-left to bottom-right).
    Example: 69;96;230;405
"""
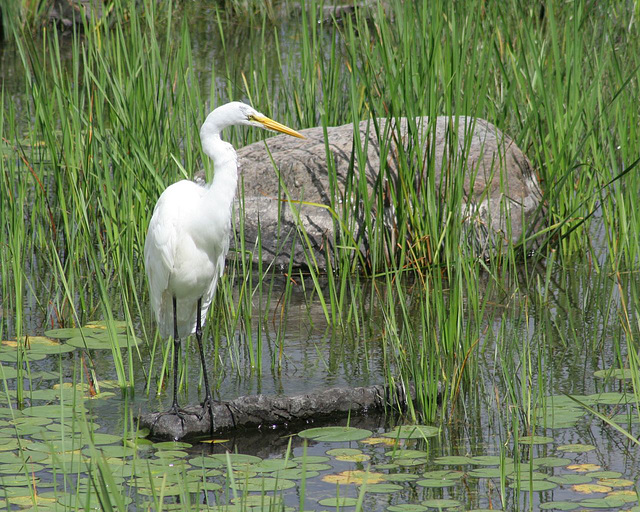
1;0;639;438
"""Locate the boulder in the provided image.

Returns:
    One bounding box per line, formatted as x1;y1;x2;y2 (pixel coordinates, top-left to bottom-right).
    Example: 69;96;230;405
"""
196;116;545;269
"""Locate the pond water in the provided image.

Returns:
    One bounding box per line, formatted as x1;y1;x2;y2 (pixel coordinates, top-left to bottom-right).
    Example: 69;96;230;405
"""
0;3;639;511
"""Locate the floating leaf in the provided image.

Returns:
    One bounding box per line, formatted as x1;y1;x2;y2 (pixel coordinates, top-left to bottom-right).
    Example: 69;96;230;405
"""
534;456;572;467
421;498;463;509
298;426;372;442
291;455;330;464
277;468;320;480
387;505;428;512
597;478;634;488
384;449;428;459
382;425;439;439
547;475;593;485
209;453;262;465
588;471;622;479
66;334;140;350
250;458;297;473
421;470;464;480
509;480;557;491
44;327;106;339
416;478;458;488
384;473;421;482
579;496;628;508
322;470;385;485
433;456;473;465
572;483;612;494
470;455;510;465
393;458;428;467
594;368;635;380
360;437;398;446
232;476;297;492
366;483;403;493
557;444;596;453
468;468;505;478
539;501;580;510
318;497;359;507
519;435;554;444
567;463;601;472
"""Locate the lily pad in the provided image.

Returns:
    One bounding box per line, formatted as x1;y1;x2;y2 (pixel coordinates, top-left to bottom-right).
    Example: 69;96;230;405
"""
318;497;359;507
387;505;428;512
557;444;596;453
509;480;558;491
231;477;296;491
382;425;440;439
298;426;372;442
539;501;580;510
366;483;403;493
594;368;636;380
384;449;428;459
66;334;140;350
519;435;554;444
421;498;463;509
433;456;473;465
416;478;458;488
44;327;107;339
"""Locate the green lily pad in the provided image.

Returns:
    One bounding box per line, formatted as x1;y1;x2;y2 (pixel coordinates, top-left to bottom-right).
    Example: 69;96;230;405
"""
548;474;593;485
66;334;140;350
416;478;458;488
298;426;372;442
387;505;428;512
509;479;557;491
44;327;107;339
382;425;439;439
594;368;636;380
276;468;320;480
470;455;511;465
0;350;46;362
231;477;296;491
469;468;506;478
557;444;596;453
384;449;428;459
433;456;473;465
421;470;464;480
209;453;262;465
421;498;463;509
366;483;403;493
539;502;580;510
292;455;330;464
519;435;554;444
393;458;428;466
384;473;421;482
588;471;622;479
534;456;572;467
318;497;359;507
251;458;297;473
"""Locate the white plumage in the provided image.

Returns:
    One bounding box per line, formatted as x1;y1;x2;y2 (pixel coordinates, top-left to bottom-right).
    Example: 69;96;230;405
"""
144;101;304;428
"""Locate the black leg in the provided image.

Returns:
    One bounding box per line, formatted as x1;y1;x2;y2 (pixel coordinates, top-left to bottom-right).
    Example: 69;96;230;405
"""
153;296;188;430
196;297;215;433
171;295;181;411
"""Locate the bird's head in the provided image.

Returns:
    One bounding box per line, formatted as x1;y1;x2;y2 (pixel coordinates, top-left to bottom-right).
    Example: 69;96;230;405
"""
202;101;306;140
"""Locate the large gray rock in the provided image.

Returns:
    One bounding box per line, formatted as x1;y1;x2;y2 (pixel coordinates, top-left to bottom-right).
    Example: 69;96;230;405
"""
197;116;545;269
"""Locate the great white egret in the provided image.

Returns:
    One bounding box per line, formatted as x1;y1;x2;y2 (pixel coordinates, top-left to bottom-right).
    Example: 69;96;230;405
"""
144;101;305;431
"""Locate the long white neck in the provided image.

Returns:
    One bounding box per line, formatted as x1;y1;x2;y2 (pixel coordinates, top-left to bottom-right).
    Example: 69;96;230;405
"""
200;114;239;212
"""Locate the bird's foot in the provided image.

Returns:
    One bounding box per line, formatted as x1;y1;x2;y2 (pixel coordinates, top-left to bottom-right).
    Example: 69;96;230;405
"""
198;395;216;431
152;404;192;430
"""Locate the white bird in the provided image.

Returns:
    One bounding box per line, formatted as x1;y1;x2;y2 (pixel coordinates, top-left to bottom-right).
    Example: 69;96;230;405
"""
144;101;305;430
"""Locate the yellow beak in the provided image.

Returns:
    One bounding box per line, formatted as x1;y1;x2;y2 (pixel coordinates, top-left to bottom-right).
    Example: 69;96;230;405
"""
252;114;306;139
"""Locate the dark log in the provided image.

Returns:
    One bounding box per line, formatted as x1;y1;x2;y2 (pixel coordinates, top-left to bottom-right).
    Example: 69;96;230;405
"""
138;383;412;441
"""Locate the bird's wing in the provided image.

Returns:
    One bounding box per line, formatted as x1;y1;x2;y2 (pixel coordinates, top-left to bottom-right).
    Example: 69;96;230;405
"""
144;188;180;336
198;229;231;329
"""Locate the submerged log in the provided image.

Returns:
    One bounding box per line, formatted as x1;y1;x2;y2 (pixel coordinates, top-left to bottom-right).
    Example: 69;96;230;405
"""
138;383;411;441
196;116;545;268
